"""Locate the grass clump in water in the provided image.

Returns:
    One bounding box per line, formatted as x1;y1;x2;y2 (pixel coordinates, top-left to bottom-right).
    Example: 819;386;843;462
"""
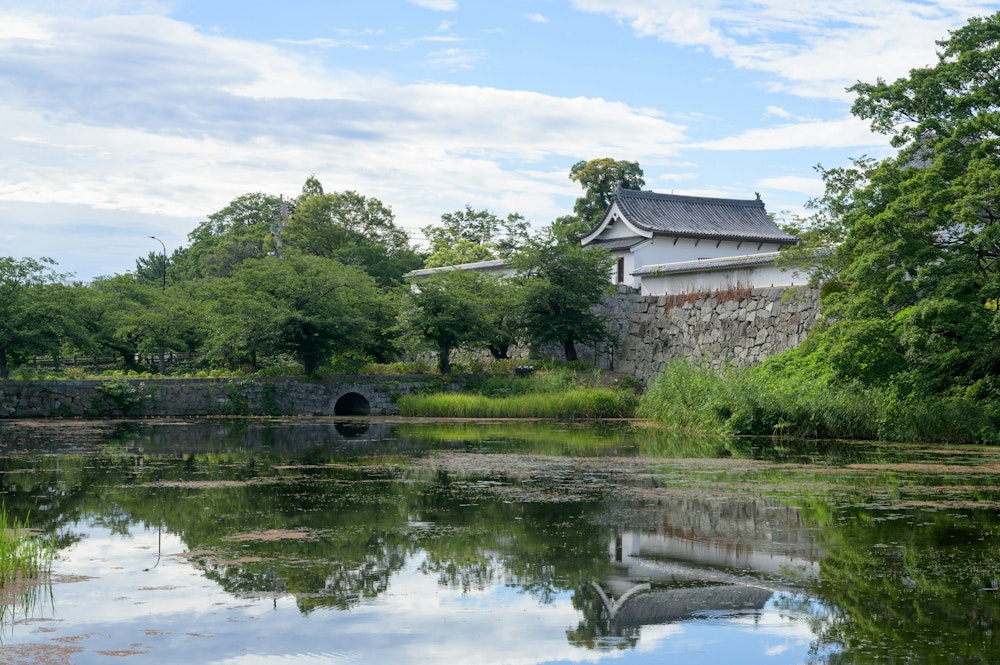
0;506;54;586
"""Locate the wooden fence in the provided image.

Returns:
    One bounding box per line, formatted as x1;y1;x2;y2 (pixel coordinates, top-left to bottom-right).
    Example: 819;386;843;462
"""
28;351;205;370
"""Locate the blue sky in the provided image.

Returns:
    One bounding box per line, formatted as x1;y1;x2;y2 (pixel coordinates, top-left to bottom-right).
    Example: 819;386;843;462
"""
1;0;996;281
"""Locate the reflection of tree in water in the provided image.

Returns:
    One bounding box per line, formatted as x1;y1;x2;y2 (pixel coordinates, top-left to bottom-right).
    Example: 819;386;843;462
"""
796;504;1000;664
418;556;497;594
565;582;640;651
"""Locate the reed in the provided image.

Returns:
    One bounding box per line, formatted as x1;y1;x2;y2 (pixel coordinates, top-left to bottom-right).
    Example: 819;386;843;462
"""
0;506;54;586
639;358;999;443
398;387;637;419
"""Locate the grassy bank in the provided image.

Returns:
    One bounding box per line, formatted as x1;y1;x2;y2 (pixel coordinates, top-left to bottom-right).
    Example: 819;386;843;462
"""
398;366;639;419
399;387;636;419
638;359;1000;444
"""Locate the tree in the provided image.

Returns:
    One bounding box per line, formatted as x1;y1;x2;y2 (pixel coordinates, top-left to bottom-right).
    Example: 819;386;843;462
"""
569;158;645;228
782;13;1000;396
285;190;422;286
401;270;493;374
84;275;204;373
173;192;285;280
0;257;72;378
513;227;615;362
422;206;529;267
216;255;385;375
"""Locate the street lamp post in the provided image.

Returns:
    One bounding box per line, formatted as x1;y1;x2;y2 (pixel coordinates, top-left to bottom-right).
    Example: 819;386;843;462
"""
149;236;166;289
149;236;167;373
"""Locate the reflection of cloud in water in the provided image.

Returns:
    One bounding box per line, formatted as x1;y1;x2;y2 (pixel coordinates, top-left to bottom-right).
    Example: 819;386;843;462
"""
11;524;822;664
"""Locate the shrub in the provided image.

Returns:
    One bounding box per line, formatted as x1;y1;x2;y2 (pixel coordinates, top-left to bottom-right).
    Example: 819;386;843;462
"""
95;378;147;411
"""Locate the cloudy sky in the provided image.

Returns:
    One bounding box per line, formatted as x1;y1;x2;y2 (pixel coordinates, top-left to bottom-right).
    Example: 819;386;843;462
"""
1;1;996;281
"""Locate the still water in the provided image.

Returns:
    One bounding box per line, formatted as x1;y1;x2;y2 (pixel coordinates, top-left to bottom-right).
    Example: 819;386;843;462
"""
0;418;998;664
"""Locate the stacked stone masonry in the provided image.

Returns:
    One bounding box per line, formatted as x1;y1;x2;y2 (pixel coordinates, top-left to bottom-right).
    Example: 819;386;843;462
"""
613;286;819;386
0;376;452;419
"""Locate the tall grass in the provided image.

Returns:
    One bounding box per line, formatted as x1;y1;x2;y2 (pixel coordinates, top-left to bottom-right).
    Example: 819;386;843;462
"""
398;387;637;419
0;506;54;586
638;358;999;443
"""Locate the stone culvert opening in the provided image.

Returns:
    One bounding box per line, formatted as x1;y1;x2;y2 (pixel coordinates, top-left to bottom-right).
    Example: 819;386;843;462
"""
334;392;371;416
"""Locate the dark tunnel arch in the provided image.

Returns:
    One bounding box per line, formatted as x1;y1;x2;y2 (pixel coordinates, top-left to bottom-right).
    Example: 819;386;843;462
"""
334;392;371;416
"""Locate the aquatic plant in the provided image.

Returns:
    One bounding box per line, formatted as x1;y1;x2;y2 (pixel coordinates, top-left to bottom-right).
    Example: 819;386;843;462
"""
0;506;53;586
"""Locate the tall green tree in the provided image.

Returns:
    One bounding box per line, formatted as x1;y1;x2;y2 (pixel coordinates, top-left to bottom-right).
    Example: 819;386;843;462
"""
216;255;385;375
84;275;204;372
401;270;494;373
422;206;529;267
781;13;1000;397
569;158;645;228
0;257;72;378
514;227;615;362
173;192;285;280
285;190;422;285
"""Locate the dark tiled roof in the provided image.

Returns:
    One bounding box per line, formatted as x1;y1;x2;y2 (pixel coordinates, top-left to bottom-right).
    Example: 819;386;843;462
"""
404;258;510;279
632;252;780;276
589;236;646;251
610;189;798;244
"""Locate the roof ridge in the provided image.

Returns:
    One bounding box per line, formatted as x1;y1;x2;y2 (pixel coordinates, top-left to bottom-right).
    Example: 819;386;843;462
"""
617;189;764;207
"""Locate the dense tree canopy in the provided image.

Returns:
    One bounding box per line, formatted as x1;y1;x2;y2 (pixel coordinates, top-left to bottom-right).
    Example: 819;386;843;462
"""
569;158;645;228
779;12;1000;399
0;157;636;377
215;255;385;375
172;192;285;280
422;206;529;267
285;190;422;285
0;257;71;378
401;269;495;374
514;226;615;362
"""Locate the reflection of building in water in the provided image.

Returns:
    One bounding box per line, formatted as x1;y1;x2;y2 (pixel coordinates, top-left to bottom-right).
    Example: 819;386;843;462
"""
594;496;821;629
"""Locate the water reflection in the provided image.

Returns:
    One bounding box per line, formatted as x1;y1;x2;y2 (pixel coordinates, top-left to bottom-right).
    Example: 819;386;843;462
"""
0;418;997;663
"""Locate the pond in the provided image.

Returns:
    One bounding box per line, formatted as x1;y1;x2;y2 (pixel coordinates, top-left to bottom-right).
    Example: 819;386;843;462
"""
0;417;998;664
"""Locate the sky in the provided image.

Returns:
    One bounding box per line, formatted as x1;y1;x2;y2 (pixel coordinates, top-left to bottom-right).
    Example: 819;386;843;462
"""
1;0;997;282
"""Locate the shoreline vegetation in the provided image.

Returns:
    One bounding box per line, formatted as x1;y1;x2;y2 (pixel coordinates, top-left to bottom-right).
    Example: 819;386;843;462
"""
399;365;640;420
6;357;997;444
637;359;1000;445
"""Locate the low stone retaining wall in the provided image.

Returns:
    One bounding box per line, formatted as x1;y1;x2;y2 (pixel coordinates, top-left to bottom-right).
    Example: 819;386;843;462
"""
0;376;451;419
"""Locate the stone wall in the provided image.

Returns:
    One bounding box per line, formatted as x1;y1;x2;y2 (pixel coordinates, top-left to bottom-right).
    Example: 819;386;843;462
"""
0;376;452;419
615;286;819;385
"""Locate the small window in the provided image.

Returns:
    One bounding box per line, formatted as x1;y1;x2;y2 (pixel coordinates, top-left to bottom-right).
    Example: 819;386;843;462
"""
616;257;625;284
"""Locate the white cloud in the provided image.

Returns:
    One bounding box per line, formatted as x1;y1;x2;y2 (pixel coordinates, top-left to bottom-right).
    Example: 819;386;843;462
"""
696;115;887;151
0;9;689;256
569;0;1000;99
764;105;792;119
424;46;483;69
523;13;550;24
409;0;458;10
755;175;825;197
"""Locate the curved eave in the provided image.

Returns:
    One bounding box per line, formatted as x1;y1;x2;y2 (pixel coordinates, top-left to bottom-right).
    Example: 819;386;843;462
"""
580;203;652;246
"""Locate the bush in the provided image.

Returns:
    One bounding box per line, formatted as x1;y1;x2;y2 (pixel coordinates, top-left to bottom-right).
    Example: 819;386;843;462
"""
361;360;434;375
